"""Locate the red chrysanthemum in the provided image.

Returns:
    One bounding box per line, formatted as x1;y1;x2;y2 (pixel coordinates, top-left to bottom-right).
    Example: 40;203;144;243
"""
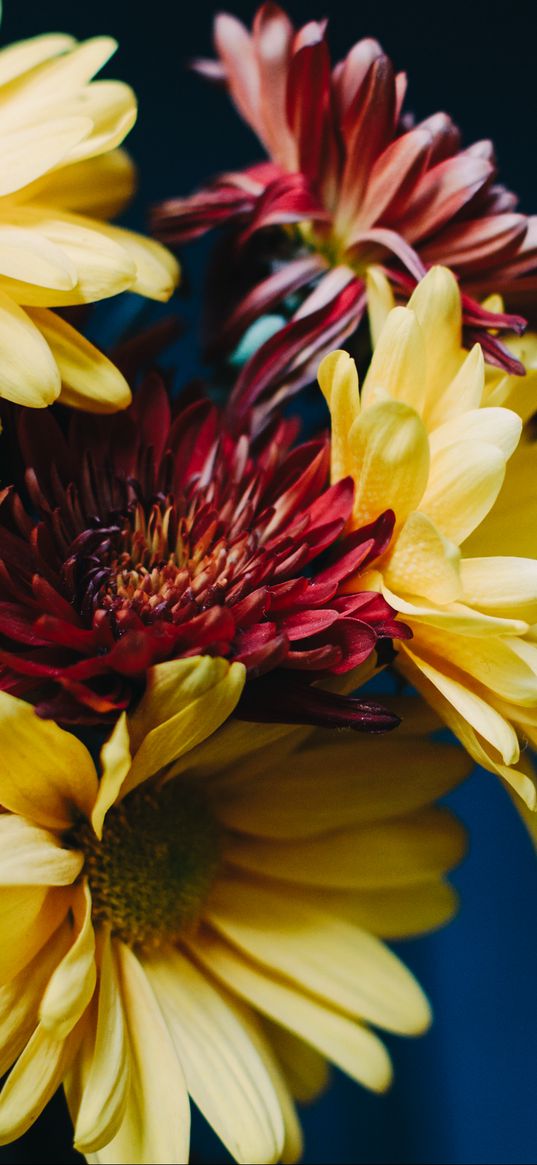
0;376;407;728
154;3;536;424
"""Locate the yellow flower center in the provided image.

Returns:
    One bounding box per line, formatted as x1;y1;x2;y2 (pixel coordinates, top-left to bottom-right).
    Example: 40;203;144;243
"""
72;782;221;950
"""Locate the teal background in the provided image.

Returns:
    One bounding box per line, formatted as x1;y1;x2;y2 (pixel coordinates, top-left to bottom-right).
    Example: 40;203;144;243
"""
1;2;536;1162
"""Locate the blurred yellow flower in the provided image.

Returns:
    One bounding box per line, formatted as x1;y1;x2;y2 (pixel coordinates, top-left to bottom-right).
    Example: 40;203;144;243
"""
0;33;178;411
319;267;537;808
0;657;467;1163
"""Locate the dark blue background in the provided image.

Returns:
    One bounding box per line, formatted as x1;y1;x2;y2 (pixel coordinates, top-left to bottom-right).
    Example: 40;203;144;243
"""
1;2;537;1162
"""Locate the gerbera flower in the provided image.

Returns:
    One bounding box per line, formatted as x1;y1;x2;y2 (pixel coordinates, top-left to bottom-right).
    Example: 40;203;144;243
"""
0;32;178;411
319;266;537;807
0;659;468;1162
0;376;407;727
153;3;535;422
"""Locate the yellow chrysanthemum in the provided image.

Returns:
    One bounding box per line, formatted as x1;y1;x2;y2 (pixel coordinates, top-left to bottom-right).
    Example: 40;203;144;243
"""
468;325;537;834
0;656;468;1164
319;266;537;808
0;32;178;411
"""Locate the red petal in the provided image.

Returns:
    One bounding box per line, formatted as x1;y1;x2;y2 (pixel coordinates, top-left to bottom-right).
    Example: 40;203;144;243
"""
286;32;335;184
33;615;97;653
31;576;83;626
253;3;296;164
209;255;324;358
394;152;493;243
170;400;218;489
337;52;396;229
237;673;400;731
422;213;528;274
278;607;339;640
228;272;364;424
0;603;50;647
239;172;329;244
357;126;433;230
153;183;257;244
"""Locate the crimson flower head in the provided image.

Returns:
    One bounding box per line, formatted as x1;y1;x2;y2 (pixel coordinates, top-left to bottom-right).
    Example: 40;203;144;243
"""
0;377;406;728
154;2;536;422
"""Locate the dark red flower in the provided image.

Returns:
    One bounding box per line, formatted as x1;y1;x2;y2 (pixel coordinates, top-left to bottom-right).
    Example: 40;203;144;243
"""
0;377;407;729
153;3;535;423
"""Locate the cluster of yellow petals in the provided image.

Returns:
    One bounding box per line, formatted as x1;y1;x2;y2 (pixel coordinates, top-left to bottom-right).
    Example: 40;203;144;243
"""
0;656;469;1163
0;32;178;411
319;266;537;808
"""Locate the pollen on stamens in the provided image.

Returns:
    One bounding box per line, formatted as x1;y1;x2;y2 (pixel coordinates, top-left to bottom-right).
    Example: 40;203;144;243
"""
68;782;221;951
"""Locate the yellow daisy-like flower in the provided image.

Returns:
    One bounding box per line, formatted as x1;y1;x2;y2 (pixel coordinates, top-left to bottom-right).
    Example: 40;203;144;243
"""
469;327;537;834
0;656;467;1163
0;32;178;411
319;266;537;808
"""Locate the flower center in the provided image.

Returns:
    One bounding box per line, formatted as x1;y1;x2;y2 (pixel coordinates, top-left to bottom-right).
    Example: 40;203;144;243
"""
72;781;221;950
77;499;256;626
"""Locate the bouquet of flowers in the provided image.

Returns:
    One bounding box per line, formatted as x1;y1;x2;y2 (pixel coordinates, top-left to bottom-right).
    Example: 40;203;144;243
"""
0;5;534;1163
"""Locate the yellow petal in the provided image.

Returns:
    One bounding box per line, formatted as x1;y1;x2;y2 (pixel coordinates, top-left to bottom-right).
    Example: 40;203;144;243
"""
92;714;132;840
172;719;303;784
4;37;118;105
0;690;97;830
226;807;466;889
124;657;246;796
361;305;427;414
465;438;537;559
190;927;393;1093
91;943;190;1165
317;349;360;481
461;557;537;624
0;208;135;306
428;406;521;461
0;290;60;405
385;511;462;604
0;1020;81;1145
0;35;75;87
261;1021;329;1103
87;220;180;302
399;643;520;765
145;949;285;1165
407;266;464;405
411;622;537;706
0;886;69;984
0;919;72;1077
0;116;92;196
39;883;96;1041
348;398;430;529
245;1020;302;1165
343;880;459;939
506;635;537;671
397;647;537;805
72;935;130;1154
0;227;77;289
366;265;395;347
504;768;537;849
67;81;136;163
207;875;432;1035
381;582;528;636
424;342;484;430
202;728;308;796
422;440;506;545
216;734;470;837
28;307;131;413
0;816;82;885
22;149;135;219
486;332;537;420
